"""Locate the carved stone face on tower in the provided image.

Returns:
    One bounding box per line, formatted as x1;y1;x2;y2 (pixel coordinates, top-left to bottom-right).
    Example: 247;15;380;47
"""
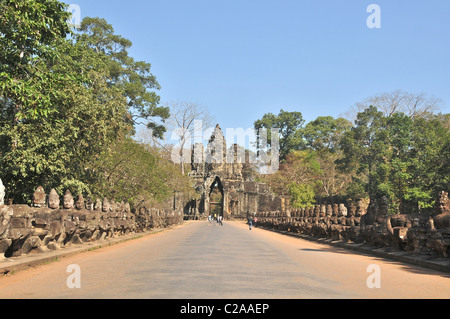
63;190;74;209
48;189;60;210
205;124;227;174
33;186;46;208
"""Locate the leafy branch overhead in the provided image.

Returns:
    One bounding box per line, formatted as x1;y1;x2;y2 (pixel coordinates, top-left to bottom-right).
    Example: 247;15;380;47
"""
0;2;188;206
76;17;170;138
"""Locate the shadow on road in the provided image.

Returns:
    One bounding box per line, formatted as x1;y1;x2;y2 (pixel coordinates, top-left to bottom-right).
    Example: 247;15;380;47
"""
297;247;450;279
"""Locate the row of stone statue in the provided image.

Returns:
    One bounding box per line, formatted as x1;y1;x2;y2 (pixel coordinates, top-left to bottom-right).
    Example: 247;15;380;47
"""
261;201;369;219
0;183;183;259
256;191;450;258
31;186;131;214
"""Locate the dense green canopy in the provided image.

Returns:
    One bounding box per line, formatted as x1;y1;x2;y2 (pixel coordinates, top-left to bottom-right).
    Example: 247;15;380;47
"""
255;106;449;213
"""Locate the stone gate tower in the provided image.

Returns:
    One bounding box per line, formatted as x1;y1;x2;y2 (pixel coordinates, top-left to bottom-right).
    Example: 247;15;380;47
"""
185;124;285;220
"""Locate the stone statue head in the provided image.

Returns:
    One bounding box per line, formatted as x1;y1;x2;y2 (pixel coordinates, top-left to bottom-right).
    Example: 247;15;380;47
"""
332;204;339;217
314;205;320;217
102;198;110;212
379;196;389;216
435;191;449;215
110;200;117;212
32;186;46;208
75;194;84;210
85;196;94;210
338;203;348;217
348;205;356;217
304;207;309;217
118;201;125;213
63;190;74;209
94;198;102;212
320;205;326;217
48;189;60;210
356;199;367;217
326;205;333;217
139;206;147;215
0;205;13;238
368;199;377;216
0;178;5;205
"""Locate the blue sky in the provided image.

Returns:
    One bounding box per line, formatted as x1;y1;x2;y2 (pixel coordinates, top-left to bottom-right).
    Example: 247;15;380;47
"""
63;0;450;132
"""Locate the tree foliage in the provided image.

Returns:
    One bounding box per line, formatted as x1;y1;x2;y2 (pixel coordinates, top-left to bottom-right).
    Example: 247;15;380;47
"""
91;137;195;208
254;106;449;214
0;6;192;205
254;109;305;160
76;17;170;138
0;0;72;120
339;107;449;213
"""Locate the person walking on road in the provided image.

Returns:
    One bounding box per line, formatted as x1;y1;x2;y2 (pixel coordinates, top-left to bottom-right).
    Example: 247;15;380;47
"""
248;216;253;230
208;215;212;226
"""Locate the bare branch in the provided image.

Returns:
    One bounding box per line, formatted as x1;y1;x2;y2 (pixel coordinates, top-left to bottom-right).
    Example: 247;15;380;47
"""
344;90;443;121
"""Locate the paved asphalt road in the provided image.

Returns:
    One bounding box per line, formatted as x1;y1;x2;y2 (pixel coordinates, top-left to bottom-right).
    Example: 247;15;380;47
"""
0;220;449;299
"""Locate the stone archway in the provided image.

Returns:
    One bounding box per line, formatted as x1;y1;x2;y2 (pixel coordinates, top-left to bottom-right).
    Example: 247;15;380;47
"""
208;176;224;218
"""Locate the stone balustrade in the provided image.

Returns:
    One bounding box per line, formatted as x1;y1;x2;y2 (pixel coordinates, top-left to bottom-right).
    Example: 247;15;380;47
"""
0;184;183;259
255;191;450;259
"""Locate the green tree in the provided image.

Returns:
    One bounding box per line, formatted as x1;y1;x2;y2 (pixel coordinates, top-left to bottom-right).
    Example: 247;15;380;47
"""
76;17;170;138
288;182;316;209
339;105;449;214
301;116;353;198
338;106;389;200
404;114;450;212
0;12;179;204
0;37;130;203
254;109;305;160
0;0;72;120
261;150;321;207
91;138;194;208
302;116;352;152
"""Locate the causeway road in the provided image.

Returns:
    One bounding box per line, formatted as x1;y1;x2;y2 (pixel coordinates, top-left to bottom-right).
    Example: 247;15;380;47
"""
0;220;449;299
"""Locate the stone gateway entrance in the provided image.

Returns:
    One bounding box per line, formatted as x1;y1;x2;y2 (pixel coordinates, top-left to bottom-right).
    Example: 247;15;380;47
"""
184;124;285;220
209;177;224;218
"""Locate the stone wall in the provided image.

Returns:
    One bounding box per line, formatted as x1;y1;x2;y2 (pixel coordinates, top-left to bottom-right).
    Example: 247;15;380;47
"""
256;191;450;259
0;185;183;259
